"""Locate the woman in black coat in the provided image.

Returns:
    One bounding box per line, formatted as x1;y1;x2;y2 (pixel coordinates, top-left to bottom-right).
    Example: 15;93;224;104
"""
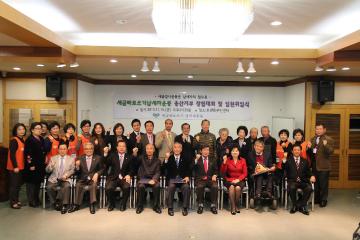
23;122;46;207
106;123;129;154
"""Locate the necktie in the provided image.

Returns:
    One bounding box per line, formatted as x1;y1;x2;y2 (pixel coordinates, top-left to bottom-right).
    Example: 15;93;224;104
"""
86;157;92;171
148;134;153;144
316;137;320;145
175;156;180;167
119;154;124;169
204;157;208;173
58;157;64;178
296;158;300;169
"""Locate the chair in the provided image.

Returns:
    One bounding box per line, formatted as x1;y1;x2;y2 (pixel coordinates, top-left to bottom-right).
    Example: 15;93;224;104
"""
41;176;75;209
191;177;221;210
72;175;104;208
102;177;134;209
284;178;315;211
133;176;165;208
162;176;193;209
220;178;249;210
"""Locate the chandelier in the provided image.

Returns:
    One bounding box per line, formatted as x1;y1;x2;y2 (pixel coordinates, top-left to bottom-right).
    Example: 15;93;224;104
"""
152;0;254;40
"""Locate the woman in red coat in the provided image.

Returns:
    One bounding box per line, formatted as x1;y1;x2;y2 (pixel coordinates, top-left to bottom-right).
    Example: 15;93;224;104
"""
220;146;247;215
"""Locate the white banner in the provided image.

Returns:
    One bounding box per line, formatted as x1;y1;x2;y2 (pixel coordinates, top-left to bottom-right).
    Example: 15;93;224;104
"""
113;86;252;120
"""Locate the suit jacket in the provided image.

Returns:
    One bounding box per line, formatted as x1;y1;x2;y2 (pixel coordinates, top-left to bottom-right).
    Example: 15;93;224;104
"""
128;131;144;154
76;154;104;182
155;131;177;162
164;154;192;180
247;148;274;175
136;133;158;157
193;156;218;181
105;134;130;154
46;154;75;184
23;135;46;184
233;137;251;159
136;155;161;182
174;134;195;161
283;156;312;184
106;152;134;181
308;134;334;171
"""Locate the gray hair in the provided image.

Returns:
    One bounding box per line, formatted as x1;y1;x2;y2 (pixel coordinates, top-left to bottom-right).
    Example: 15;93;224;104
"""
219;128;229;135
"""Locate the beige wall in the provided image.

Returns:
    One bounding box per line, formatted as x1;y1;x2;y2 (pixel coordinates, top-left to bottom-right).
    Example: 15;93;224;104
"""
310;82;360;104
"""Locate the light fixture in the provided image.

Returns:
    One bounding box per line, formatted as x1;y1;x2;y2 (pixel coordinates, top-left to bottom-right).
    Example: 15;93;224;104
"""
56;63;66;68
244;76;251;79
326;67;337;72
152;0;254;40
70;62;79;68
271;60;279;65
152;59;160;72
270;21;282;26
110;59;118;63
131;74;137;78
115;19;128;25
236;61;245;73
141;60;149;72
36;64;45;67
13;67;21;71
187;75;194;79
315;66;324;72
247;61;256;73
342;67;350;71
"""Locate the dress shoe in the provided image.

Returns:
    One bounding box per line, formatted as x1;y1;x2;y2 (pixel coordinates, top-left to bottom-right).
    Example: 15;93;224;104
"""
299;207;310;215
290;206;298;214
320;200;327;208
231;210;236;215
182;208;188;216
120;205;126;212
210;207;218;214
90;203;96;214
11;203;21;209
153;206;162;214
197;206;204;214
68;205;79;213
168;208;174;216
108;205;114;212
61;205;68;214
136;207;144;214
54;203;61;211
236;208;240;213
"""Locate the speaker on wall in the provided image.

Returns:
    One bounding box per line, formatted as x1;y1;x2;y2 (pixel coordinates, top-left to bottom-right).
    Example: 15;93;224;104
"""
318;79;334;105
46;75;63;100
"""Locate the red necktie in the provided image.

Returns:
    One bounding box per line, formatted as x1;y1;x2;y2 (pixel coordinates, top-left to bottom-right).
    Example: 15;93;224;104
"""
204;157;208;173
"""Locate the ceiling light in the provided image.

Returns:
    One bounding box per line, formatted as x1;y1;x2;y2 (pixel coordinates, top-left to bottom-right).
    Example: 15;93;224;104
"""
270;21;282;26
131;74;137;78
152;59;160;72
141;60;149;72
152;0;254;40
70;62;79;68
315;66;324;72
244;76;251;80
13;67;21;71
56;63;66;68
236;61;244;73
36;64;45;67
110;59;118;63
247;61;256;73
271;60;279;65
187;75;194;79
341;67;350;71
115;19;128;25
326;67;337;72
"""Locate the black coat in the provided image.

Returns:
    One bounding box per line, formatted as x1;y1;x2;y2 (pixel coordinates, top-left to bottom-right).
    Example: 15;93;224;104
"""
106;152;134;181
105;134;130;154
164;154;192;180
23;135;46;184
233;137;251;159
174;134;195;161
282;156;313;184
247;149;274;175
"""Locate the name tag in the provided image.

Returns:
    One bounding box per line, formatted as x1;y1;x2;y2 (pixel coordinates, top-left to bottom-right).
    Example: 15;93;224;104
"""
313;148;317;154
119;174;123;179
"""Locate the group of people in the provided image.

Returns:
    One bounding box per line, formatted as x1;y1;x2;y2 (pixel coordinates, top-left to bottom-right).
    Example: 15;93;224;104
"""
6;118;334;216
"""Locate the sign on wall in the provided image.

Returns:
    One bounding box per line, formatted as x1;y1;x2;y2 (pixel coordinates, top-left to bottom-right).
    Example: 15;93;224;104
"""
113;86;252;120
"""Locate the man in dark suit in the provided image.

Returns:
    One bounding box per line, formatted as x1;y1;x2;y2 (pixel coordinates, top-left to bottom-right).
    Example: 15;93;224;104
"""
194;144;218;214
135;144;161;214
105;140;134;212
247;140;276;199
127;119;144;155
258;126;277;164
283;144;315;215
136;120;157;157
68;142;104;214
164;142;192;216
174;123;195;162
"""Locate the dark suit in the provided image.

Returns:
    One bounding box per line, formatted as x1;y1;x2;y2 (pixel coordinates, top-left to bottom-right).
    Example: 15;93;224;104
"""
136;133;158;157
283;156;313;208
233;137;251;159
258;136;277;164
136;155;161;208
105;134;130;154
74;155;104;205
105;152;134;208
174;134;195;162
164;154;192;209
194;156;218;206
128;131;144;155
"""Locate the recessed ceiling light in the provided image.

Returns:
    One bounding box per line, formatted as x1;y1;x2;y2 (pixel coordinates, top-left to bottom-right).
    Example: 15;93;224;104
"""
70;62;79;68
116;19;128;25
271;60;280;65
187;75;194;79
36;64;45;67
315;66;324;72
341;67;350;71
13;67;21;71
326;67;337;72
56;63;66;68
244;76;251;80
131;74;137;78
110;59;118;63
270;21;282;26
